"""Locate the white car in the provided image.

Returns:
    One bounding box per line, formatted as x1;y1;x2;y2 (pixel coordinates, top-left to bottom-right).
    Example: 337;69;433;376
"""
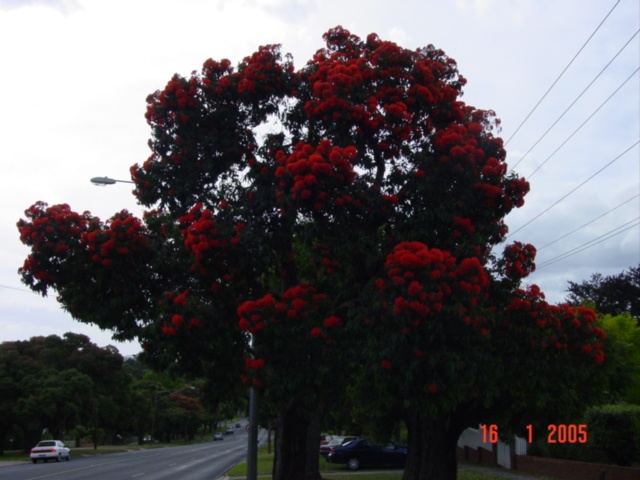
30;440;71;463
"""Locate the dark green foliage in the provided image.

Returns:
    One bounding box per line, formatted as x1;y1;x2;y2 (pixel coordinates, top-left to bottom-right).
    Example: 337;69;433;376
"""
566;265;640;321
586;404;640;466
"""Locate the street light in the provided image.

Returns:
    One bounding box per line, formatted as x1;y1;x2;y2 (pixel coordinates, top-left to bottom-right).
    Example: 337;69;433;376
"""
89;172;259;472
90;176;134;186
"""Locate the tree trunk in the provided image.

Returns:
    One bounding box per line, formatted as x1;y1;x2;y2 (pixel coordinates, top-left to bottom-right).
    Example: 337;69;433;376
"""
304;407;323;480
402;410;463;480
272;399;311;480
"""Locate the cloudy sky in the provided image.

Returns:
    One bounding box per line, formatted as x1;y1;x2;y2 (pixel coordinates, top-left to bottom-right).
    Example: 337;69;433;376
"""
1;0;638;357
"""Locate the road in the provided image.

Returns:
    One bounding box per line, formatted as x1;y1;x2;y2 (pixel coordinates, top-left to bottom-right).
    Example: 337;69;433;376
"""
1;430;257;480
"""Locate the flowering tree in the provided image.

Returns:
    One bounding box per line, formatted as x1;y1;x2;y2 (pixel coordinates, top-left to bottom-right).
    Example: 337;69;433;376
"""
17;27;610;480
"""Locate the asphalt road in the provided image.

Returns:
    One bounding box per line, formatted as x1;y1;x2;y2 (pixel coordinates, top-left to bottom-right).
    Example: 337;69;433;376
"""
0;431;254;480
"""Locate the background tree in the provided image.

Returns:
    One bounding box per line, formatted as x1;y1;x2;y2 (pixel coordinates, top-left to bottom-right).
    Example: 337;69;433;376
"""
566;264;640;320
596;313;640;404
17;27;611;480
0;334;130;451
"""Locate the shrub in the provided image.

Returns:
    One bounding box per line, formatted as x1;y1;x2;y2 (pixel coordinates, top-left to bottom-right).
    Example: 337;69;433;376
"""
586;404;640;466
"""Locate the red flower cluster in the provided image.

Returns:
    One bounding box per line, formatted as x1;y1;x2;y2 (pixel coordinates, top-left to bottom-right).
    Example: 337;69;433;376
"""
379;242;489;333
17;202;92;288
159;289;204;336
147;74;198;122
237;284;337;337
82;211;148;268
275;140;357;212
502;241;537;279
505;286;605;363
301;26;467;161
179;203;244;282
237;283;342;386
434;124;487;167
452;216;476;238
236;44;295;98
430;120;530;215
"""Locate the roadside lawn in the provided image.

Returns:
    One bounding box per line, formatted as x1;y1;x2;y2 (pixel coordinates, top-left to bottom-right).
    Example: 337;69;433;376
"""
225;449;561;480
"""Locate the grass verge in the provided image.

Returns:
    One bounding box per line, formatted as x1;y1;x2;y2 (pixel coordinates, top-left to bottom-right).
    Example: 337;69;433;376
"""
225;448;559;479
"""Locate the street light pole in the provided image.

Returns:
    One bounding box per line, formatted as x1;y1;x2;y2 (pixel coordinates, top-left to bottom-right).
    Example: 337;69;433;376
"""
247;386;259;480
247;333;259;480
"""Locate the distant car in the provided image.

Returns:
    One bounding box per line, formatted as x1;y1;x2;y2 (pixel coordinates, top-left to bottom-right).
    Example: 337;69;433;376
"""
225;427;234;434
235;423;241;428
319;435;359;457
30;440;71;463
326;438;407;470
214;432;224;441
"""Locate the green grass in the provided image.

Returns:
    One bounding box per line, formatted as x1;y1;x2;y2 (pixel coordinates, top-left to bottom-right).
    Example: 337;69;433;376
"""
224;447;559;479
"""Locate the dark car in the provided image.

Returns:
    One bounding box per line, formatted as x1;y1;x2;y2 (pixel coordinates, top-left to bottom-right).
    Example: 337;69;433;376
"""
319;435;359;458
326;438;407;470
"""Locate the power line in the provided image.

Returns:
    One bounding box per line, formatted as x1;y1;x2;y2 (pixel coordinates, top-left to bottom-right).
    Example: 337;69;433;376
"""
527;67;640;179
510;30;640;172
537;194;640;251
537;218;640;269
0;283;31;293
504;0;621;146
508;141;640;238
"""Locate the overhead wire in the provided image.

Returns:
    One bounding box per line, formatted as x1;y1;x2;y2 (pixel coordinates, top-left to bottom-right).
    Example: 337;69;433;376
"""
527;67;640;179
510;29;640;173
536;218;640;269
504;0;621;147
0;283;31;293
536;194;640;251
507;141;640;238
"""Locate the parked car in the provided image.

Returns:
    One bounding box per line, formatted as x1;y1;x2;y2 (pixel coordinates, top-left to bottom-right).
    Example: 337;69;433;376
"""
214;432;224;441
225;426;234;434
30;440;71;463
326;438;407;470
319;435;358;457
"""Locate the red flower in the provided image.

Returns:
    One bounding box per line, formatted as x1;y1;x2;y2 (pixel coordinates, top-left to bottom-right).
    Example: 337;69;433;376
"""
428;384;437;393
407;281;423;296
252;358;265;370
171;314;184;326
593;350;605;363
174;291;188;305
380;360;392;369
161;325;177;336
310;327;323;338
324;316;342;328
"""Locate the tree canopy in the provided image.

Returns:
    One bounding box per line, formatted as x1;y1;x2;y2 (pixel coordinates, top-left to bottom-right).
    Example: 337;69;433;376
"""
566;264;640;321
17;27;612;480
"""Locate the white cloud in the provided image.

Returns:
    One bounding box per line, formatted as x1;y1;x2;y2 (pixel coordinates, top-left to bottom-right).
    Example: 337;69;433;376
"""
0;0;81;13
